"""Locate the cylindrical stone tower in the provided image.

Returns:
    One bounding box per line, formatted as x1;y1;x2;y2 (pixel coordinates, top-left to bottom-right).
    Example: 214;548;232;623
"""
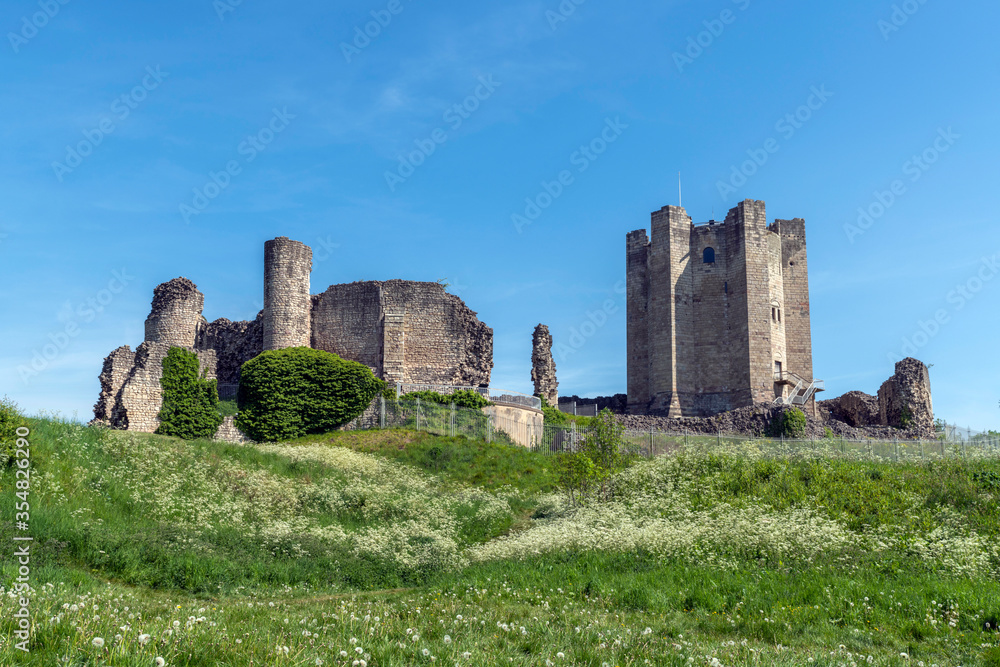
144;277;205;347
263;237;313;350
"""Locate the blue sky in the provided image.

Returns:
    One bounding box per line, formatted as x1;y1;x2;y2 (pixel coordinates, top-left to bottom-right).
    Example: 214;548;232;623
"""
1;0;997;430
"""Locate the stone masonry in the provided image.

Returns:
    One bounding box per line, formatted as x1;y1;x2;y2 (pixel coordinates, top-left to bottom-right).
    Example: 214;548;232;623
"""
627;199;817;417
818;358;934;435
93;237;494;433
531;324;558;407
144;277;205;347
264;237;313;351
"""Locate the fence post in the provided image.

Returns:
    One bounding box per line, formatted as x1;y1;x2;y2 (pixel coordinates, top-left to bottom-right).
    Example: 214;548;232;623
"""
379;395;385;429
416;397;421;431
649;427;654;458
450;403;456;438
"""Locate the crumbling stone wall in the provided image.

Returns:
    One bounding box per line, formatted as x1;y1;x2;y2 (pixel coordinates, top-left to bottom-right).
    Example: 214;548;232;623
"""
819;358;934;435
531;324;558;406
144;278;206;347
264;237;313;351
92;346;136;426
878;358;934;432
821;391;879;428
196;313;264;385
311;280;493;387
99;342;217;433
94;238;496;433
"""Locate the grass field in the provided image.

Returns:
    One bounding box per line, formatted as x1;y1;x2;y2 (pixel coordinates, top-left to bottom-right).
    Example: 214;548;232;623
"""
1;417;999;665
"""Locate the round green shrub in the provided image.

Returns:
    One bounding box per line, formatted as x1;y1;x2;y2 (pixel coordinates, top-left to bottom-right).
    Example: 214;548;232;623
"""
236;347;386;442
156;348;224;440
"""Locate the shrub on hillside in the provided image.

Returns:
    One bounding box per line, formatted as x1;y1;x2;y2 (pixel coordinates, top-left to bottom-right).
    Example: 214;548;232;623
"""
156;348;224;440
401;389;491;410
0;395;25;467
768;407;808;439
236;347;386;442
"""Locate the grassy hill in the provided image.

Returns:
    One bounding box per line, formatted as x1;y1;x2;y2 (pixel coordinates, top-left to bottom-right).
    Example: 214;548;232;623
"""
1;417;999;666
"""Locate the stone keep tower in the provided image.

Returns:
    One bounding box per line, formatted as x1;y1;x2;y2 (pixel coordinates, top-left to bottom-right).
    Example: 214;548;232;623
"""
263;236;313;350
627;199;816;417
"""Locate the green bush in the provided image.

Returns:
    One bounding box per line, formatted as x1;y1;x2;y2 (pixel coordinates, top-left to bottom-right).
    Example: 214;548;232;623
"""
236;347;386;442
156;348;224;440
0;396;25;466
402;389;491;410
768;407;807;438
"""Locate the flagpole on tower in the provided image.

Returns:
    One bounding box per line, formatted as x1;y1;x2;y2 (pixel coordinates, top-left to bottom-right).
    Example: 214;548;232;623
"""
678;172;682;208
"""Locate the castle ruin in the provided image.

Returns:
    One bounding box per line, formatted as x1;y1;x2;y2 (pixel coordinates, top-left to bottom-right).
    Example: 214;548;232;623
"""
627;200;822;417
93;237;494;432
531;324;558;407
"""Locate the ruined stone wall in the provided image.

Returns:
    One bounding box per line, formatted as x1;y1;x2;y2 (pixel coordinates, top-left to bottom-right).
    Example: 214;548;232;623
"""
821;390;879;427
92;346;136;425
263;237;312;351
95;237;496;432
144;278;205;347
310;280;493;388
878;358;934;431
531;324;558;406
196;313;264;385
382;281;493;387
311;282;385;374
819;358;934;436
104;343;217;433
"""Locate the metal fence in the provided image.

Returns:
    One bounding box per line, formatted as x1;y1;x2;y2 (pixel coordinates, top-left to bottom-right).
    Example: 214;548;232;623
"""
558;401;598;417
344;397;1000;461
395;383;542;411
218;383;239;401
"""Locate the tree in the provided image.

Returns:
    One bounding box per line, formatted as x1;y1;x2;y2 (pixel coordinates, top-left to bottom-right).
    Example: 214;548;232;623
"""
235;347;385;442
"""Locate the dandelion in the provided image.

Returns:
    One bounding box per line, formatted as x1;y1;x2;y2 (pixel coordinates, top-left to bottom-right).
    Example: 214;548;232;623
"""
92;637;105;649
443;635;452;644
316;660;324;666
341;651;349;658
557;652;565;659
423;648;430;656
355;647;363;654
155;659;166;667
462;652;472;659
643;627;652;635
